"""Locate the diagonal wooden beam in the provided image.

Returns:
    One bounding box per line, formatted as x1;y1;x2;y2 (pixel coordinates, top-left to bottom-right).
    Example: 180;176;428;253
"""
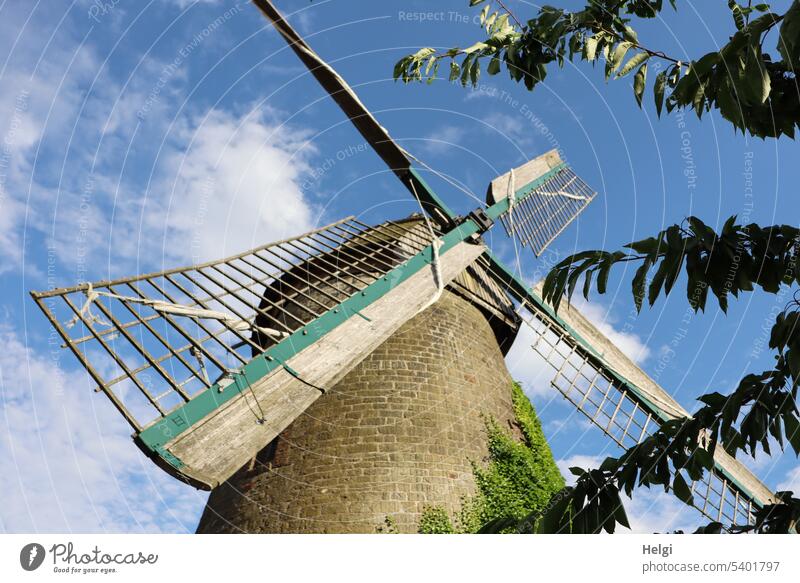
250;0;457;226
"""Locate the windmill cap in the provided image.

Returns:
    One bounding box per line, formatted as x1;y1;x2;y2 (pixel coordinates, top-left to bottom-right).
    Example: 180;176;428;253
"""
485;148;564;206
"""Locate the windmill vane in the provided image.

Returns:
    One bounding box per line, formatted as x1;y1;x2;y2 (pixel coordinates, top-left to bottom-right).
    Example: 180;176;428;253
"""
30;0;778;534
32;217;435;434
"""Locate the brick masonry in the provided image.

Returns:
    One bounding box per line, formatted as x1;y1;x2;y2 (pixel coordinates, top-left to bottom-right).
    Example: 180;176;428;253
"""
196;289;520;533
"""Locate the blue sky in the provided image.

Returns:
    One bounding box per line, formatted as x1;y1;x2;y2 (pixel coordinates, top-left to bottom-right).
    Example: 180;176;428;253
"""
0;0;798;534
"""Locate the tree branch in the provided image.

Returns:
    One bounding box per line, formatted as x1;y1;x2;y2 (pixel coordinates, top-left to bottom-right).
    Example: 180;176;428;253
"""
494;0;523;29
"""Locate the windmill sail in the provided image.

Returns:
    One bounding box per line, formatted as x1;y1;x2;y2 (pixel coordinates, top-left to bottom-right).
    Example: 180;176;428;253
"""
518;284;777;526
486;149;597;257
251;0;457;226
251;0;409;174
32;216;501;488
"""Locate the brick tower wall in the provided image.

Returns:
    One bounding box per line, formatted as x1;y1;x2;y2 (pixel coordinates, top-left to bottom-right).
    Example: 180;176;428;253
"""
196;289;519;533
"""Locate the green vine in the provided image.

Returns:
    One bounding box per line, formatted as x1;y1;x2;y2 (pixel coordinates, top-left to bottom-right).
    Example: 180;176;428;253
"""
417;506;454;534
419;382;564;533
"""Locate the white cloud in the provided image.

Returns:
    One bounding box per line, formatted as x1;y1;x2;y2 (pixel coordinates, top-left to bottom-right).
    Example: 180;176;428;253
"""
556;454;606;485
778;466;800;493
142;107;318;265
0;3;320;534
37;100;319;279
463;84;501;101
483;112;537;148
571;297;651;365
418;125;467;156
0;195;25;275
0;325;205;533
545;415;591;435
505;321;555;398
0;16;100;273
623;487;695;534
0;3;318;280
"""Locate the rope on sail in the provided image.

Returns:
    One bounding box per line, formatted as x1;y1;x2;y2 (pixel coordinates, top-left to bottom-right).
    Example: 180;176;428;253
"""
64;283;289;339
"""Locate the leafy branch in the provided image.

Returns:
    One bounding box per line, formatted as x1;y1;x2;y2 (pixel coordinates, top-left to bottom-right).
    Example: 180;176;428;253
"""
542;217;800;313
395;0;800;138
543;217;800;461
531;217;800;532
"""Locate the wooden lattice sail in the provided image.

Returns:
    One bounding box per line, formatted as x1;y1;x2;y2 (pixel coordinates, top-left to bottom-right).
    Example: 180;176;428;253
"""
33;217;488;488
520;286;777;525
486;149;597;256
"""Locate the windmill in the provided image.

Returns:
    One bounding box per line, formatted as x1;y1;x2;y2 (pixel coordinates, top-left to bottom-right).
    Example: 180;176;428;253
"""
31;0;776;533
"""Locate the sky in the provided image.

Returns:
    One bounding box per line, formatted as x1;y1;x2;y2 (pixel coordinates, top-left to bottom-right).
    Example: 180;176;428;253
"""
0;0;798;534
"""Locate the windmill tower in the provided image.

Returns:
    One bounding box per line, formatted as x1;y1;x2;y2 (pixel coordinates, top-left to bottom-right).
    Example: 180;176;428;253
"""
32;0;778;533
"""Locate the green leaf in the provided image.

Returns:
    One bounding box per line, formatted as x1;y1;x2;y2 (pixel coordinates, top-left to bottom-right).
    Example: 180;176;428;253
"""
632;260;651;312
788;347;800;381
692;83;706;118
487;55;501;75
460;55;473;86
693;448;715;471
663;250;684;297
535;488;573;533
743;45;770;104
648;257;670;305
783;411;800;455
597;260;612;294
393;58;407;81
698;392;727;408
484;12;498;32
653;70;666;117
617;51;650;78
621;25;639;44
480;4;490;24
477;516;517;533
728;0;746;30
582;268;594;300
424;56;436;76
625;237;661;254
449;61;460;82
633;63;648;107
565;260;588;301
778;1;800;65
584;36;599;62
469;58;480;86
612;491;630;529
412;47;436;60
463;41;489;55
492;13;511;35
607;42;631;80
694;522;724;534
